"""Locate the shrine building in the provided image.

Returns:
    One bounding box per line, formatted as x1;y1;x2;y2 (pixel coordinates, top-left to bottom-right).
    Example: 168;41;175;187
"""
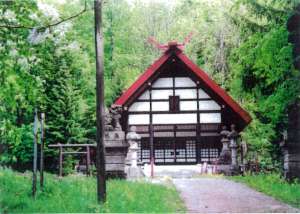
114;41;252;165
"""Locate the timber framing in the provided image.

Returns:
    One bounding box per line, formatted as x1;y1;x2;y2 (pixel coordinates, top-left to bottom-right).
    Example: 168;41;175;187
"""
115;43;251;130
113;42;252;166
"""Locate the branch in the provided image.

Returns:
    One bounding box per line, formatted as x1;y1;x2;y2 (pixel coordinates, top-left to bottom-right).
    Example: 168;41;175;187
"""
0;0;87;30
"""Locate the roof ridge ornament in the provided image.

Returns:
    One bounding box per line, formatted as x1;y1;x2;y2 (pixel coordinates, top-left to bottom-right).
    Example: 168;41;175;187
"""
147;32;194;52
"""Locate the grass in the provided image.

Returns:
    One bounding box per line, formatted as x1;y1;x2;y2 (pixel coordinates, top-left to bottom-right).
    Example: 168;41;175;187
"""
231;173;300;209
0;168;185;213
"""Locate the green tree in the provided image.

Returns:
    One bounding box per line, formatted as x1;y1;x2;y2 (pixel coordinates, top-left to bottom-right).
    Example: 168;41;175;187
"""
228;0;300;170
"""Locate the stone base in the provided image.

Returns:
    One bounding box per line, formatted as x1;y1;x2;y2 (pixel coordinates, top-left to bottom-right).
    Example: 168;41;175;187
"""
218;150;231;165
285;100;300;181
125;166;144;180
229;165;240;176
215;164;231;175
283;146;300;180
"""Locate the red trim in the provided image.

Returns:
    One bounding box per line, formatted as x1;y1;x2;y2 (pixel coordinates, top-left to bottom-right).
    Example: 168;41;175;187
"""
114;52;171;105
114;46;252;127
176;52;252;125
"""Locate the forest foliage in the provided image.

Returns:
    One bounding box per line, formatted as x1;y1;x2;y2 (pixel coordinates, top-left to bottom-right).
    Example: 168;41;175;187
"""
0;0;299;171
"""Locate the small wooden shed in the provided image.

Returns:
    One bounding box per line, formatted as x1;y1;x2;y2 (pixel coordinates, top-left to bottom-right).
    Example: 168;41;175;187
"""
114;41;251;165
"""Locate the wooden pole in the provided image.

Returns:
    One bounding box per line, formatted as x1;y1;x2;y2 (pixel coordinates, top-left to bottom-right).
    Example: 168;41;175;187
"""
86;145;91;176
59;144;63;177
94;0;106;203
40;113;45;188
150;124;154;178
32;109;38;197
149;84;154;178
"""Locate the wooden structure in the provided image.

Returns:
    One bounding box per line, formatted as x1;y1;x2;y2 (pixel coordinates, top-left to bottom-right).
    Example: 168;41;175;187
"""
48;144;95;176
114;41;252;166
48;139;127;177
48;41;252;177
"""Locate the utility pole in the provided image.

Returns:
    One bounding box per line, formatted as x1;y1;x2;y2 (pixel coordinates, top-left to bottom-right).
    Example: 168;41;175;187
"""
32;109;38;197
94;0;106;203
40;113;45;188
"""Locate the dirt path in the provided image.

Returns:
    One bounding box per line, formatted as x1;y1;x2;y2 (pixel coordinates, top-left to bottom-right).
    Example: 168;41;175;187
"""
173;178;299;213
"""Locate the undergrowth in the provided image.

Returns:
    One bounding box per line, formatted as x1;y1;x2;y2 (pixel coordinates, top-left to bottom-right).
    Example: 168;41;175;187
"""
231;173;300;208
0;168;185;213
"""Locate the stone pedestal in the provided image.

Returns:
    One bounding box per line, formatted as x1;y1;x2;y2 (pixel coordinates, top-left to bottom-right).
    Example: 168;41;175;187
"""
282;145;300;180
104;105;127;177
104;130;127;176
125;126;144;180
282;100;300;180
228;124;240;175
216;126;232;175
229;139;239;175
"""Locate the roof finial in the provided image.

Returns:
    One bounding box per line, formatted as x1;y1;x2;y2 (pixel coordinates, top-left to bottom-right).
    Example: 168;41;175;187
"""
147;31;194;52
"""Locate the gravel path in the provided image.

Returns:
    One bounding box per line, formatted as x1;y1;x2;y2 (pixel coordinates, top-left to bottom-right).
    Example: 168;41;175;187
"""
173;178;299;213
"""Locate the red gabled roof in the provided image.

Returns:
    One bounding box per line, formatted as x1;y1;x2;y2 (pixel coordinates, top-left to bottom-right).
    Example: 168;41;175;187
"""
114;50;171;106
114;42;252;128
176;51;252;126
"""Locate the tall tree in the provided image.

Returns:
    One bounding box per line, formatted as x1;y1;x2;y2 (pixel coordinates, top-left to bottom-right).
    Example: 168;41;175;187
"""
228;0;300;170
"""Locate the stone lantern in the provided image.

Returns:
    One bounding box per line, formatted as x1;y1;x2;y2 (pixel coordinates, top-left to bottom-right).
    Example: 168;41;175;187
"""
218;125;231;164
216;125;232;175
228;124;240;175
125;126;144;180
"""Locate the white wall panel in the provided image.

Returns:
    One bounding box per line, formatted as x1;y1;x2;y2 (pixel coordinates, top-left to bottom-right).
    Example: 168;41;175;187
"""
199;100;221;110
128;114;150;125
153;113;197;124
200;113;221;123
152;77;173;88
175;89;197;99
152;89;173;99
128;102;150;112
175;77;196;87
152;101;169;111
138;90;150;100
199;89;211;98
180;101;197;111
